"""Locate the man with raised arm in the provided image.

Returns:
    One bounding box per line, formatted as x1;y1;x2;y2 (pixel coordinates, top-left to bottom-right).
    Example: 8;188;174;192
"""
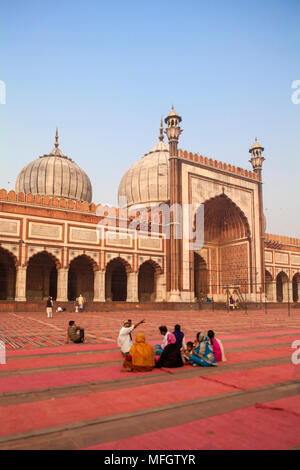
117;319;145;357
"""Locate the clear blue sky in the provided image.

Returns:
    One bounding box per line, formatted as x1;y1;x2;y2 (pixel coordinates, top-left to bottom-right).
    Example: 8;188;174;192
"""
1;0;300;236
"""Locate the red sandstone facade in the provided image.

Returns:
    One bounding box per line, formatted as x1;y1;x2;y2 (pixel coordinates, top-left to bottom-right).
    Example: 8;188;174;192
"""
0;111;299;306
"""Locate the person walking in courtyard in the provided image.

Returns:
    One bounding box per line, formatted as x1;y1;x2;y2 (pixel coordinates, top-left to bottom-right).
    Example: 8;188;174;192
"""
46;296;53;318
189;331;217;367
117;319;145;357
229;296;234;311
67;320;85;343
74;298;79;313
207;330;226;362
122;333;155;372
78;294;85;312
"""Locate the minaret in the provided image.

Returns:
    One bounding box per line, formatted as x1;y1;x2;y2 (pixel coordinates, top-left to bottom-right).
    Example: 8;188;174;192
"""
249;137;266;299
249;137;265;179
165;106;183;300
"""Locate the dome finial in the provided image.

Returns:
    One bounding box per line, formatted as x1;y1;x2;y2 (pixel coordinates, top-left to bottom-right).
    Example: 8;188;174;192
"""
55;127;59;148
49;128;65;157
159;117;164;141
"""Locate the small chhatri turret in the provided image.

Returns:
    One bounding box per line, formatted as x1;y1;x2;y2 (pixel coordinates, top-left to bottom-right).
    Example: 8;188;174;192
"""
164;105;182;146
164;106;182;158
249;137;265;177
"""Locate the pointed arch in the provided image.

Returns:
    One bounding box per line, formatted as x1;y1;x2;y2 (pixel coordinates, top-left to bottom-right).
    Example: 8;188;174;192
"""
68;254;95;301
26;250;61;269
105;257;129;301
68;253;98;271
138;258;162;275
0;245;18;267
292;272;300;303
0;247;17;300
276;271;289;302
105;256;132;274
194;193;251;243
26;251;58;300
138;260;161;302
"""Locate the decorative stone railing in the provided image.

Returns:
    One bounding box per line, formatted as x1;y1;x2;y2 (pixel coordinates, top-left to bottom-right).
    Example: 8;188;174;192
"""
0;189;163;228
178;149;259;180
265;232;300;248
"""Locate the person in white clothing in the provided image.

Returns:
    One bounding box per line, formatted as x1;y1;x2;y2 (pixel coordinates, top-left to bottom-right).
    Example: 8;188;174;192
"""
154;326;170;355
117;319;145;357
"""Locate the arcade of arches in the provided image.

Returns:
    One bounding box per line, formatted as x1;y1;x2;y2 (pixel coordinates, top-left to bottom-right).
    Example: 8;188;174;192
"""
1;245;300;304
194;195;250;300
265;269;300;303
0;248;166;303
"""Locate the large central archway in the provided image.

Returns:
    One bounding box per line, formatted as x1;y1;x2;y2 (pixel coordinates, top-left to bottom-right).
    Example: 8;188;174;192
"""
194;194;251;298
26;251;58;300
105;258;128;301
0;248;16;300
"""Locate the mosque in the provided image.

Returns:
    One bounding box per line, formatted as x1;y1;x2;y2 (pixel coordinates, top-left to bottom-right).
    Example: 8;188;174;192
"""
0;107;300;309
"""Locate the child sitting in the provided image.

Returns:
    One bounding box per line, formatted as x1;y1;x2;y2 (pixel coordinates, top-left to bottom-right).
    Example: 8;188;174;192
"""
182;341;194;365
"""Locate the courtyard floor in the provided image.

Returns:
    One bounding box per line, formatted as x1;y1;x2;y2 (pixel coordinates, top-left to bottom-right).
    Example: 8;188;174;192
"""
0;307;299;450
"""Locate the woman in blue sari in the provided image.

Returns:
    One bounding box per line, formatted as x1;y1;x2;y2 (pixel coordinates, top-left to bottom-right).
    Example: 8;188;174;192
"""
189;331;217;367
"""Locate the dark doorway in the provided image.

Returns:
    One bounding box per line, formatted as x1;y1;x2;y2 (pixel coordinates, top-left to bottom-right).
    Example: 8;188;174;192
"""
138;262;155;302
26;252;57;300
105;258;127;301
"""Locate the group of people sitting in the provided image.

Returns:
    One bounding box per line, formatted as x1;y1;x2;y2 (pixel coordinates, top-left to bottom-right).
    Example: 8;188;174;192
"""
118;320;226;373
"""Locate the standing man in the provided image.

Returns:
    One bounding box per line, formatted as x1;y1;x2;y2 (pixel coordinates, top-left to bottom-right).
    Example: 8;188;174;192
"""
46;296;53;318
78;294;85;312
117;319;145;357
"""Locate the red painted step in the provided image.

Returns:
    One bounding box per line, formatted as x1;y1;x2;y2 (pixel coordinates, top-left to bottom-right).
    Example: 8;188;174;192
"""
85;395;300;450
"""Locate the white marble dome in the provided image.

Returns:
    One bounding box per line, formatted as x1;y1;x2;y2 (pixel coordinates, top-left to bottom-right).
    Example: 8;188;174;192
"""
118;137;170;208
16;131;92;203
